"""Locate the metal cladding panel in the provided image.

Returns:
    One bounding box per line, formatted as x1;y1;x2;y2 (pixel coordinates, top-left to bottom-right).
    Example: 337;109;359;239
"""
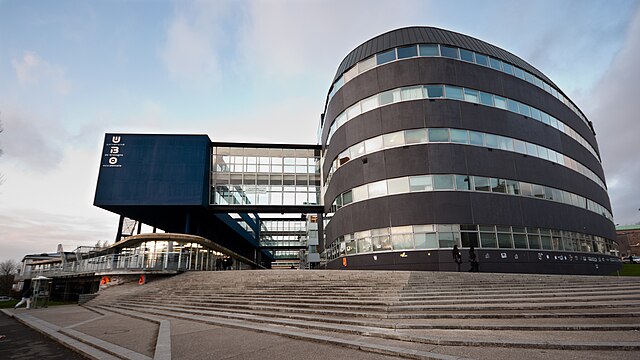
331;27;555;88
94;134;211;207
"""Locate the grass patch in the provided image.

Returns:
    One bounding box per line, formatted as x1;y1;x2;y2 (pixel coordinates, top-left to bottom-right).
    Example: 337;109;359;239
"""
0;300;76;309
611;263;640;276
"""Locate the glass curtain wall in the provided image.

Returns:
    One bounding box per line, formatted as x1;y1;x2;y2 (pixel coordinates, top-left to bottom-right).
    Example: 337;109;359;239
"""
211;146;321;206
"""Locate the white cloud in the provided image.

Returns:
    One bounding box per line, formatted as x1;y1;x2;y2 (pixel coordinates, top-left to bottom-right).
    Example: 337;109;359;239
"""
159;1;233;87
0;106;66;172
588;7;640;225
11;51;71;96
239;0;425;78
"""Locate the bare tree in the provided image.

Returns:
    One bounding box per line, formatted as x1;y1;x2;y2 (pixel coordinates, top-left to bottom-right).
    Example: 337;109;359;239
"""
0;259;18;276
0;259;19;295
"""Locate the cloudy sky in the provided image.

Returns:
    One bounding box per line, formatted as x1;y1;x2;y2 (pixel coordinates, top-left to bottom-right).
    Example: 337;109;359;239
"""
1;0;639;262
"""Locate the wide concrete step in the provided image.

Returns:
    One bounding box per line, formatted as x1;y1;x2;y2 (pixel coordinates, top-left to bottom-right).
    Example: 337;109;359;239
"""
91;303;640;351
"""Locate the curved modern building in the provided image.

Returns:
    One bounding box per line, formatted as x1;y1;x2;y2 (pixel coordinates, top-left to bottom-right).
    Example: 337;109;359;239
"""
320;27;619;274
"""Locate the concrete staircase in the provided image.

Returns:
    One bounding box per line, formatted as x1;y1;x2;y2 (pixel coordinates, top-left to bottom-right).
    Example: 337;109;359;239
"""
87;270;640;359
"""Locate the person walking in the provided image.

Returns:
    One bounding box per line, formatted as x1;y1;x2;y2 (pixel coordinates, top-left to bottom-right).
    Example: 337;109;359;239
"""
14;287;33;310
452;245;462;272
468;246;479;272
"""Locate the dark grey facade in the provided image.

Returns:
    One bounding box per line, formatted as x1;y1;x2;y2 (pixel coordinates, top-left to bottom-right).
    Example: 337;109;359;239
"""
320;27;619;274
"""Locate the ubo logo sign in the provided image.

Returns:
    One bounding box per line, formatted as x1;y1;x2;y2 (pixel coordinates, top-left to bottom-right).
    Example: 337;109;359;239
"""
103;135;125;168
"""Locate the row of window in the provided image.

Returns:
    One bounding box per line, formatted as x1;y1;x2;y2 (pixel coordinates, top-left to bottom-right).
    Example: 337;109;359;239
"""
212;185;319;206
325;84;599;162
329;173;613;222
213;173;321;187
324;224;616;261
325;43;589;128
261;220;307;232
325;127;606;192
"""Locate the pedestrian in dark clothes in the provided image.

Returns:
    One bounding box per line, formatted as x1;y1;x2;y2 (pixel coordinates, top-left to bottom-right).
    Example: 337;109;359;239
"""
452;245;462;272
468;246;480;272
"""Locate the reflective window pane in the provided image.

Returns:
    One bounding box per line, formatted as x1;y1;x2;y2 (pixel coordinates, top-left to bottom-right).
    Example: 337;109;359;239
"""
409;175;433;192
376;49;396;65
469;131;484;146
397;45;418;59
440;45;459;59
433;175;454;190
445;85;464;100
419;44;439;56
426;85;444;98
450;129;468;143
460;48;474;62
474;53;489;66
405;129;428;144
428;128;449;142
479;92;494;106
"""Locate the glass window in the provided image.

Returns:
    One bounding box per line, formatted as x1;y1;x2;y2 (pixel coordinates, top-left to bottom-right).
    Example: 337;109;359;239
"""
429;128;449;142
514;236;529;251
532;184;545;198
489;57;502;70
352;185;368;202
343;66;358;82
445;85;464;100
364;137;383;153
474;53;489;66
463;88;479;103
379;89;401;105
540;112;550;125
368;180;387;198
474;176;491;192
342;190;353;205
485;133;499;148
383;132;405;148
376;49;396;65
450;129;468;144
494;96;507;110
405;128;428;144
459;48;474;62
335;112;347;127
505;180;520;195
526;143;538;156
469;131;484;146
541;235;553;250
438;232;458;248
502;62;514;75
361;96;379;113
425;85;444;98
498;136;514;151
537;146;548;160
461;232;479;247
514;139;526;154
528;234;541;249
520;182;533;197
525;72;535;83
397;45;418;59
498;233;513;248
347;103;361;119
358;56;376;73
493;178;506;193
350;141;365;159
479;92;494;106
401;86;423;101
518;103;531;117
530;108;542;121
514;67;526;80
455;175;473;191
549;116;559;128
419;44;439;56
507;99;519;113
372;234;392;251
433;175;454;190
415;233;438;249
387;177;410;195
357;237;372;253
440;45;459;59
392;233;414;250
480;232;497;248
409;175;433;192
